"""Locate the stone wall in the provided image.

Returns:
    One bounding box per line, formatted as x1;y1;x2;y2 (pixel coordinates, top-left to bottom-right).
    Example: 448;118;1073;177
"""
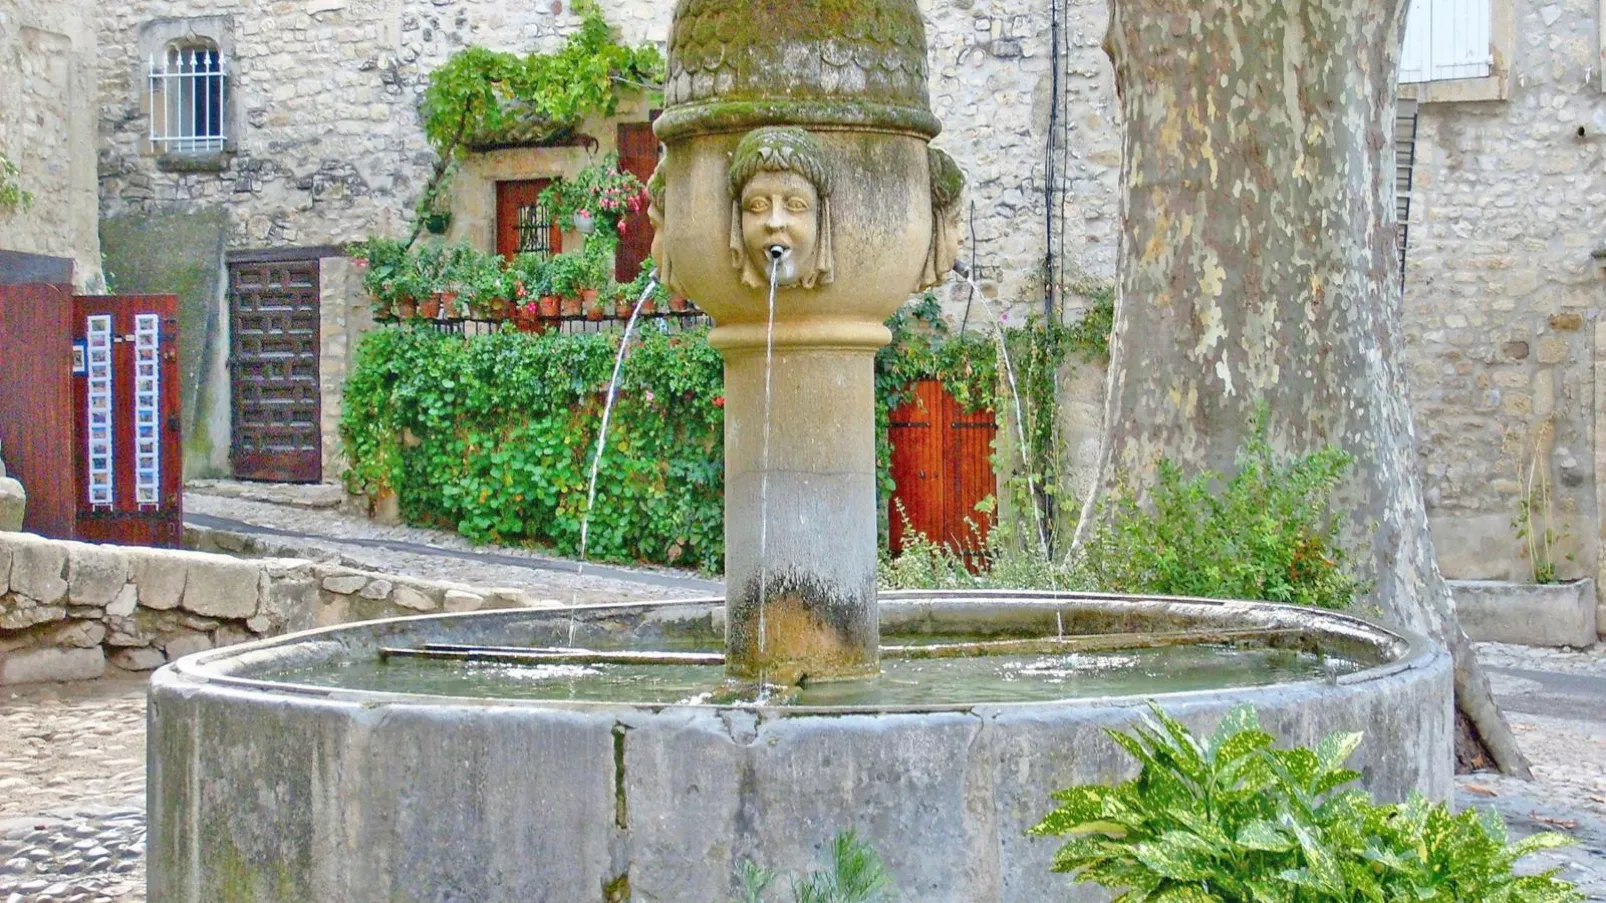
1400;0;1606;583
0;531;555;685
0;0;103;288
93;0;1074;305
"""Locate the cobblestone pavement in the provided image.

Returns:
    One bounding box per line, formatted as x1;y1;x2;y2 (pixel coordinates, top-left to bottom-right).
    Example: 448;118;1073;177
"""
184;486;721;605
5;632;1606;901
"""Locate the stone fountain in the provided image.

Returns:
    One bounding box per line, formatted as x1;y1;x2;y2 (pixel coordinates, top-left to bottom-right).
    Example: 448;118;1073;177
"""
145;1;1452;900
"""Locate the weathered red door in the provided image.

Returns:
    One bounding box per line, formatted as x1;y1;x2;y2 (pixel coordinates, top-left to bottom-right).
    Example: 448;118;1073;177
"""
615;120;659;281
887;379;997;556
496;179;562;262
72;294;184;547
228;257;322;483
0;282;76;539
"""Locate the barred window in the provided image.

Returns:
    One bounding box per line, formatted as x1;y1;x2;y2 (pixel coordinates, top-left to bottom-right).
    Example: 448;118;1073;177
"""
149;42;228;154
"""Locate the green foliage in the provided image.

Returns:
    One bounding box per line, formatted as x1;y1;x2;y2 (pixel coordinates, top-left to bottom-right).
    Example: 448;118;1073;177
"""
1512;421;1570;585
339;325;725;570
1077;416;1363;610
735;831;895;903
881;423;1361;609
0;152;30;216
1031;704;1581;903
421;2;663;161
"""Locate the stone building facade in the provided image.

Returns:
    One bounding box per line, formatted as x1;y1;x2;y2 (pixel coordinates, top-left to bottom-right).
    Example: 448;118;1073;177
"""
87;0;1606;593
0;0;103;288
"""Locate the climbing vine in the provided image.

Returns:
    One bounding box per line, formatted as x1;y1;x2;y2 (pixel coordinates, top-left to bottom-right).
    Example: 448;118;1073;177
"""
0;153;31;217
340;295;1111;571
411;1;663;240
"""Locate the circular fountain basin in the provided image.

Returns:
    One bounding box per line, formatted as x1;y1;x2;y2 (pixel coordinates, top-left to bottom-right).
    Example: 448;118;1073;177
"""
147;591;1451;902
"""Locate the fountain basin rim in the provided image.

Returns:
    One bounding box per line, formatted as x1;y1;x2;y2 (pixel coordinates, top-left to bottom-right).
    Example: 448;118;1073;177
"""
157;590;1444;717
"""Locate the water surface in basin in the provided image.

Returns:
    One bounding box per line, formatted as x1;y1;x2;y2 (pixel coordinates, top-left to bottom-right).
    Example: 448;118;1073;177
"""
258;643;1366;706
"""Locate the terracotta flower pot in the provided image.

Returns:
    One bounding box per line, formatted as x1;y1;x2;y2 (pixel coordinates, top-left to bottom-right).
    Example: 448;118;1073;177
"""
488;297;511;321
639;299;657;316
539;296;561;318
395;297;418;320
669;295;692;313
436;291;460;320
561;295;584;318
615;301;635;319
419;296;442;319
586;304;605;322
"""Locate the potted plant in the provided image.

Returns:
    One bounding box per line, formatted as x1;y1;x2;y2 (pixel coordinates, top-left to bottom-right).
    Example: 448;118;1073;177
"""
585;288;608;321
350;237;410;320
546;253;585;317
458;247;509;320
505;253;547;317
575;233;615;314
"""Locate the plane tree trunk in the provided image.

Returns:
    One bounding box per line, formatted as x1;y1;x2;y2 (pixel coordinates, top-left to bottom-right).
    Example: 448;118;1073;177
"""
1081;0;1530;776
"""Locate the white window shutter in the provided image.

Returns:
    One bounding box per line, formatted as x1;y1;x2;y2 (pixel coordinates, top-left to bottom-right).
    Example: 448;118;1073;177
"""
1399;0;1491;83
1429;0;1492;79
1400;0;1433;83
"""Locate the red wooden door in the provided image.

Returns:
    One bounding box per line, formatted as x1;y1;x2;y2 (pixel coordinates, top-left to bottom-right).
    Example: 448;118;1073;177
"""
496;180;562;262
887;380;997;556
0;282;76;539
72;294;184;547
615;120;659;282
229;258;322;483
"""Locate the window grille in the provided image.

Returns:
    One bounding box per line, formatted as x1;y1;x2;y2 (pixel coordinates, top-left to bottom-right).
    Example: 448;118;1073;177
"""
149;45;228;154
515;198;557;260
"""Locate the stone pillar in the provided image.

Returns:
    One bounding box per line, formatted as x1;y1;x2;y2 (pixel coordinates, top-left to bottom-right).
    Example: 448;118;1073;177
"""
653;0;961;683
718;333;883;681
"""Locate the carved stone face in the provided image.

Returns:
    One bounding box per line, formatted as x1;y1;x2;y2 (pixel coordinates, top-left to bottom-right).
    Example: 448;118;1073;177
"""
740;170;820;288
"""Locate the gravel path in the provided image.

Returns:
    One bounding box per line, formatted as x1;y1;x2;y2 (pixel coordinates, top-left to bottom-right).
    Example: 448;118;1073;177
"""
184;489;720;606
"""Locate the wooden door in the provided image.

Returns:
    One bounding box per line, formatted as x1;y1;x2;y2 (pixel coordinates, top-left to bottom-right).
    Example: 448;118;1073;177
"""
887;380;997;556
229;257;322;483
496;180;562;261
615;120;660;282
72;295;184;547
0;282;76;538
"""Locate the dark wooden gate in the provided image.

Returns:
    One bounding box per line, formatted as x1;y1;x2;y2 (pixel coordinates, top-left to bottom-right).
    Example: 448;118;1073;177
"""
0;281;76;538
887;379;998;555
496;179;562;262
228;254;322;483
72;294;184;547
615;120;660;281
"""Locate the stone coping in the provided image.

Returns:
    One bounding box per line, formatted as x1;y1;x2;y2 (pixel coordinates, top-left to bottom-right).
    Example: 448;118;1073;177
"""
0;531;554;685
161;591;1441;716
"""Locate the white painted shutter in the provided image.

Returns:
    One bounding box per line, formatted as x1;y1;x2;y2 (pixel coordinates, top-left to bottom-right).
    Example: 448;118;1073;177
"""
1399;0;1491;84
1400;0;1434;83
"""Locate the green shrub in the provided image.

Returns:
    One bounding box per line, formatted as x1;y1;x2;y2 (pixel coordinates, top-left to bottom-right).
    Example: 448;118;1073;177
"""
1031;704;1580;903
1076;423;1362;609
340;325;725;570
736;830;895;903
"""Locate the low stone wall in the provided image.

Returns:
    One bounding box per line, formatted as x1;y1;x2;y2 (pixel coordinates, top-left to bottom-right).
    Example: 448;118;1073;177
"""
0;532;555;685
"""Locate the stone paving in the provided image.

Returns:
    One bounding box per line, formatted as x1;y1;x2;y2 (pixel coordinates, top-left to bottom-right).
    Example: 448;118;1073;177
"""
184;486;720;605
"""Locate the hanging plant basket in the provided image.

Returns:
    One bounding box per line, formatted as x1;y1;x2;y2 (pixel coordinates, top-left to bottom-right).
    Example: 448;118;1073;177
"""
423;213;452;235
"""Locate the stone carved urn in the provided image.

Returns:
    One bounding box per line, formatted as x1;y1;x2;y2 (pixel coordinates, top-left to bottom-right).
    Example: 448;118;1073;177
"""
653;0;963;682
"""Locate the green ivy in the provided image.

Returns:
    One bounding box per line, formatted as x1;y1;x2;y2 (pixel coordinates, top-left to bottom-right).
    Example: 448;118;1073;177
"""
0;153;31;216
342;293;1104;570
340;325;725;570
1032;704;1581;903
421;2;663;159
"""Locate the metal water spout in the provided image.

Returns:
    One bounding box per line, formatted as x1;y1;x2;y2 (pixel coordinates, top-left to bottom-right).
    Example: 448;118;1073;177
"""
652;0;967;682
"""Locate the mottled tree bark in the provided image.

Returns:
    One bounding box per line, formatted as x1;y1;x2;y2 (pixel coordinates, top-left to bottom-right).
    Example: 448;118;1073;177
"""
1081;0;1530;775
